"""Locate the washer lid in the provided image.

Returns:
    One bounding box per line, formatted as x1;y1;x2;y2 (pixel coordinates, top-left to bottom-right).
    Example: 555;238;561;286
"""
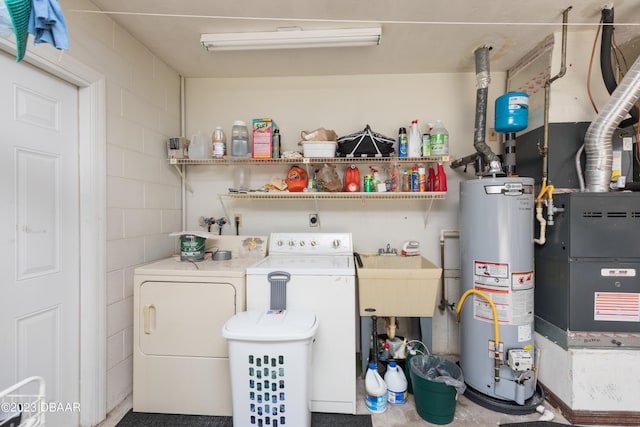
222;310;318;341
246;255;355;276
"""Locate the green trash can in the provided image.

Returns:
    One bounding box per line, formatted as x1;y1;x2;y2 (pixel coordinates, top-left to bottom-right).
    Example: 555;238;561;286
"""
409;355;465;425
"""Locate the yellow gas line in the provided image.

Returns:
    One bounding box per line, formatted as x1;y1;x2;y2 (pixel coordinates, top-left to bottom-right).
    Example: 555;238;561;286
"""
456;289;501;381
536;181;554;203
534;181;554;245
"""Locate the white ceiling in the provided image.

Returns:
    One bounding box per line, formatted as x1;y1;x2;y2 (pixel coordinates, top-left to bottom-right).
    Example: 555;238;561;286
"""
82;0;640;78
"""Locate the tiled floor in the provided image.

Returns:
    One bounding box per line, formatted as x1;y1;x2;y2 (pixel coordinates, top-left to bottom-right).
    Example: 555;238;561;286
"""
355;377;571;426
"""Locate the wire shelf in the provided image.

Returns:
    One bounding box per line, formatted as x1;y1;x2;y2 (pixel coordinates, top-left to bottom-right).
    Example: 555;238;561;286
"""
169;156;449;166
220;191;447;201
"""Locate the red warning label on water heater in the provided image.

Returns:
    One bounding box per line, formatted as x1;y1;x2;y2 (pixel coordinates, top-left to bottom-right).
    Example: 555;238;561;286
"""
472;261;534;327
512;271;534;291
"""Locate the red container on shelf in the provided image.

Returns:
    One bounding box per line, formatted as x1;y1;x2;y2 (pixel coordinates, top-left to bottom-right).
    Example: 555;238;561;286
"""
344;164;361;192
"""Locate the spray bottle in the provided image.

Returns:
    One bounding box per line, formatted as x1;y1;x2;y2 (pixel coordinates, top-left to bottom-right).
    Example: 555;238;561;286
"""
389;163;399;192
370;167;384;192
408;120;422;157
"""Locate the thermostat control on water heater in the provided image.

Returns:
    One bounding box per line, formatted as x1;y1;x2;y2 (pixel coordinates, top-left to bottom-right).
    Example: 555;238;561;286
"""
507;349;533;372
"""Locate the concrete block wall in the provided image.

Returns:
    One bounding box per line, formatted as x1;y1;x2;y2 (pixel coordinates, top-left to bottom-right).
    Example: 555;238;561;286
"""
60;0;182;411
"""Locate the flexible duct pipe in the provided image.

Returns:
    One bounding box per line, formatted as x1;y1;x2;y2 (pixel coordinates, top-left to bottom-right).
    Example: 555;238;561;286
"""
585;53;640;192
473;46;502;174
600;6;639;129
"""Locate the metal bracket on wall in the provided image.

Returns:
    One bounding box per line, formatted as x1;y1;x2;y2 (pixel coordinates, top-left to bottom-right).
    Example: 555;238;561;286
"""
173;164;194;194
423;197;435;229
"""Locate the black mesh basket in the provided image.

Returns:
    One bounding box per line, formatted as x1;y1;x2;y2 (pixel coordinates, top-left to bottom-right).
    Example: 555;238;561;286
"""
336;125;395;158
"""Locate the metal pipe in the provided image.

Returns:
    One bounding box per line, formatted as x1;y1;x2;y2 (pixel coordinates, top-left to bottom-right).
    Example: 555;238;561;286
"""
180;75;187;231
437;229;459;312
473;46;502;174
504;132;517;176
449;152;478;170
541;7;571;186
585;53;640;191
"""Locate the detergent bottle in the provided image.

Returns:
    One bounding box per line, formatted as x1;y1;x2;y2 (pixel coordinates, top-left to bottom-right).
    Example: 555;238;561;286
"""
188;131;210;159
231;120;249;157
344;164;360;192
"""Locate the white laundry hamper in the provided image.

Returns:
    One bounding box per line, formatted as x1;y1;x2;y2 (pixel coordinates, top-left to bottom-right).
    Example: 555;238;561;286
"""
222;309;318;427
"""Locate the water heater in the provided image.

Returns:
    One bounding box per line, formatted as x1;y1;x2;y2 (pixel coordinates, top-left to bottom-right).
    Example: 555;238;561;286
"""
459;177;537;407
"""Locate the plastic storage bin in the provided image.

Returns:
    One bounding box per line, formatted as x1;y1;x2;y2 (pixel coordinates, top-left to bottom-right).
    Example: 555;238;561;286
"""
301;141;337;157
222;310;318;427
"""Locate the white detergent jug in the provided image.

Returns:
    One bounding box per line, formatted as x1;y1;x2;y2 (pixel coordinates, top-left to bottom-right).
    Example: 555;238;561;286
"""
365;363;387;413
384;360;408;405
188;131;211;159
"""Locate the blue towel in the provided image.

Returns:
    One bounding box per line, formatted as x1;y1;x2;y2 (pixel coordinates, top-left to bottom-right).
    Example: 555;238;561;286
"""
28;0;68;50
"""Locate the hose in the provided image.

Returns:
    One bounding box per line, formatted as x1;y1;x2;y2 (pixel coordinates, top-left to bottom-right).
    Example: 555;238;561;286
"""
456;289;501;381
601;6;639;129
585;45;640;192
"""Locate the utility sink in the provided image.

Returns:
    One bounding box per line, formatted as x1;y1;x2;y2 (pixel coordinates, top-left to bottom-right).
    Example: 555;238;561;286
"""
357;255;442;317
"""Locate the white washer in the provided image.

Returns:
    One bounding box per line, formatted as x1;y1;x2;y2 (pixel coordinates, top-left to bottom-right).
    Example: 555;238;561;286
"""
246;232;357;414
133;236;267;416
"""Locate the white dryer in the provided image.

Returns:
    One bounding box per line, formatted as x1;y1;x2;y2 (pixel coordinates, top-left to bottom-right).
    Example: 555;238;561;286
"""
133;236;267;416
245;232;357;414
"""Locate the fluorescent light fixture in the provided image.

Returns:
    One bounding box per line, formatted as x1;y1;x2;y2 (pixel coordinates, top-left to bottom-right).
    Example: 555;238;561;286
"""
200;27;382;51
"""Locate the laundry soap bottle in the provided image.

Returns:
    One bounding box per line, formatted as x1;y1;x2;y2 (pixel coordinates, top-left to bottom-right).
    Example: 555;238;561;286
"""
365;363;387;413
384;360;408;405
231;120;249;157
188;131;210;159
344;164;360;192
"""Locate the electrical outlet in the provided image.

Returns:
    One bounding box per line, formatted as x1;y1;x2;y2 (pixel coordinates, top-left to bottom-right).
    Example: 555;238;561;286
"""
309;213;319;227
234;214;242;227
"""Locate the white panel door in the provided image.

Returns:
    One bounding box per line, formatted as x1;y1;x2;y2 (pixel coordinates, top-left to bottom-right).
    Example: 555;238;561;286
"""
0;52;80;427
